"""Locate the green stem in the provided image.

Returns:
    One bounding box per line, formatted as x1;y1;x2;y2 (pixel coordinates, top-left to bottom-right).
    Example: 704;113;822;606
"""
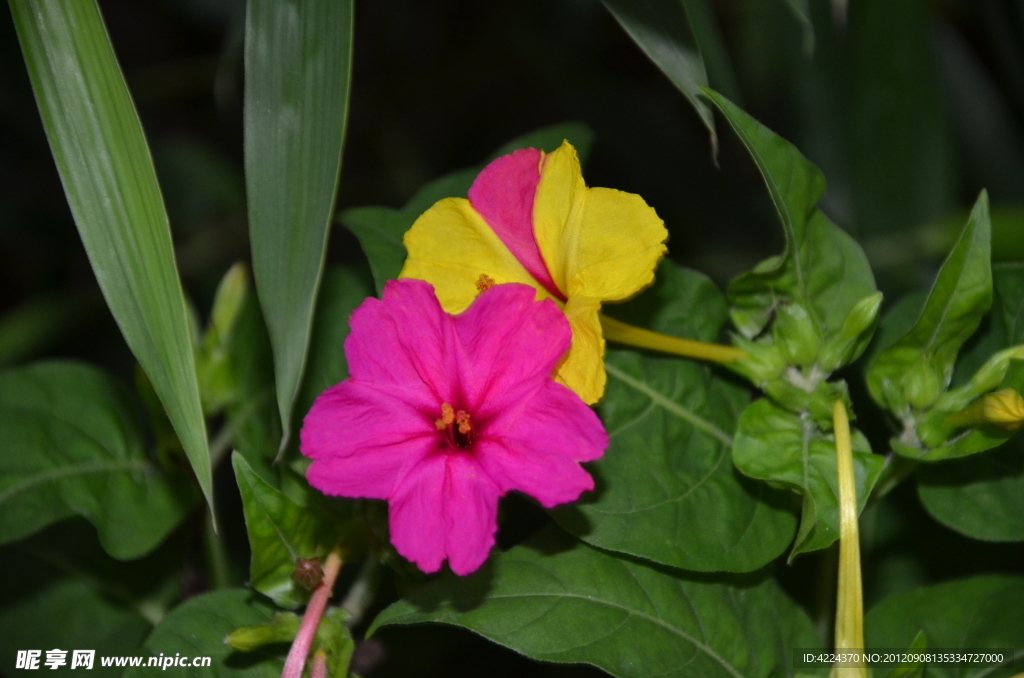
203;509;232;590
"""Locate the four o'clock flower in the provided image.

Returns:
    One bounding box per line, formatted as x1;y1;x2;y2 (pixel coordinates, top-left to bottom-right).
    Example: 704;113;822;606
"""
299;279;607;576
400;141;669;405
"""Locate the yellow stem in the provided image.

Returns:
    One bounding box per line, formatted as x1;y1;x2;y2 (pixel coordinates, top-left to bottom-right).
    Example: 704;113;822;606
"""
599;315;746;364
830;401;867;678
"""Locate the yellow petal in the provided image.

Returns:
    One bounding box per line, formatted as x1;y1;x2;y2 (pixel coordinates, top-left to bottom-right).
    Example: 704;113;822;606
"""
400;197;550;313
554;296;606;405
533;142;668;303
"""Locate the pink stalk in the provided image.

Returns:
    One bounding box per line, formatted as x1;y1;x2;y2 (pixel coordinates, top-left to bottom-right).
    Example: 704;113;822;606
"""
281;549;343;678
309;651;328;678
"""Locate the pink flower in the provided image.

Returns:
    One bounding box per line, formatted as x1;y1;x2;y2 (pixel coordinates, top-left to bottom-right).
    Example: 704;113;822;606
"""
300;279;608;575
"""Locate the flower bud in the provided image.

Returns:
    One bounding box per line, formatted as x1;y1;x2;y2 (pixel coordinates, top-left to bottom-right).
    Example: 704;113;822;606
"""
947;388;1024;431
817;293;883;372
225;612;301;652
904;360;943;411
773;302;823;367
209;262;249;348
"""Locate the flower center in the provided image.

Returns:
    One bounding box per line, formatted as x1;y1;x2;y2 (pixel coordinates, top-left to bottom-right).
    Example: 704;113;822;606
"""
435;402;475;449
475;274;496;292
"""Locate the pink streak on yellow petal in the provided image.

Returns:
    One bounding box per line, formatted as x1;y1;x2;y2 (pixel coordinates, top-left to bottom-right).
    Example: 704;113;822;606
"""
400;197;554;313
468;148;563;299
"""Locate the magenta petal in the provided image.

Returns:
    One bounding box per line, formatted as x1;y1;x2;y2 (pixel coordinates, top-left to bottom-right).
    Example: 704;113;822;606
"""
345;279;457;406
444;452;500;575
300;381;433;459
454;283;570;414
468;148;562;299
486;380;608;463
475;439;594;508
389;453;448;574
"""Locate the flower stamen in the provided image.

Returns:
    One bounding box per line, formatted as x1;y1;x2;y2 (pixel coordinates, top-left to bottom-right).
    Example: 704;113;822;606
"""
475;274;496;292
436;402;474;448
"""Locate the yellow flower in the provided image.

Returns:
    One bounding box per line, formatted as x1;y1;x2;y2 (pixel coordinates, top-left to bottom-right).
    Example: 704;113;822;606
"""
400;141;667;404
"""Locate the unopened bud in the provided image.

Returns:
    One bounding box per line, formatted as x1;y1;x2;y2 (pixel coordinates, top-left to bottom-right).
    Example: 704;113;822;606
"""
905;360;943;411
210;262;249;347
225;612;301;652
947;388;1024;431
773;302;823;367
818;293;883;372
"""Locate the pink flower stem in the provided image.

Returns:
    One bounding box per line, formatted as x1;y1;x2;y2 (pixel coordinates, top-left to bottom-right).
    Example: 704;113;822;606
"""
281;548;343;678
309;651;328;678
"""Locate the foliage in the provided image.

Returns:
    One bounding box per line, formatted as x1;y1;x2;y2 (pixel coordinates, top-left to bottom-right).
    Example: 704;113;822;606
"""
3;0;1024;677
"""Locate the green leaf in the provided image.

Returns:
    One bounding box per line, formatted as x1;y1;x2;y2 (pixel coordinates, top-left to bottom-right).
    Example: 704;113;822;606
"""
781;0;814;55
294;265;375;426
867;192;992;420
232;453;340;609
995;262;1024;344
0;578;151;676
866;575;1024;678
11;0;213;511
370;527;822;678
227;297;280;483
341;122;594;295
0;361;196;559
883;631;927;678
704;90;876;344
917;439;1024;542
732;398;884;556
125;590;283;678
602;0;717;151
245;0;354;455
554;261;796;572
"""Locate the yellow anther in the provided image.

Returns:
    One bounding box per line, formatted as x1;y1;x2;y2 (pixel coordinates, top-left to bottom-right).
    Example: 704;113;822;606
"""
475;274;496;292
435;402;455;430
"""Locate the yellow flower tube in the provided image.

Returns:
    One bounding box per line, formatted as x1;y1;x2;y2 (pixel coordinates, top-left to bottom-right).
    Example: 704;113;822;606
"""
831;400;867;678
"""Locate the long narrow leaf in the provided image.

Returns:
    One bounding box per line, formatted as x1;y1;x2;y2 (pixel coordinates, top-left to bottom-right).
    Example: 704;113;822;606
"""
245;0;354;457
10;0;213;511
603;0;718;151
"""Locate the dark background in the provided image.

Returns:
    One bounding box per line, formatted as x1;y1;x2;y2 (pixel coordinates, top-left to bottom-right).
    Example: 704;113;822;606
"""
1;0;1023;675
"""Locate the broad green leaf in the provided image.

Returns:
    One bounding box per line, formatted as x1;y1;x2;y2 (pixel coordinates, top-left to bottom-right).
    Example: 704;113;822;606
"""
370;527;823;678
866;575;1024;678
917;439;1024;542
867;192;992;420
704;90;876;344
342;122;594;295
732;398;884;556
0;579;151;676
294;265;375;426
125;590;283;678
245;0;354;455
0;361;196;559
602;0;717;151
232;453;339;609
11;0;213;511
883;631;927;678
554;261;796;572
